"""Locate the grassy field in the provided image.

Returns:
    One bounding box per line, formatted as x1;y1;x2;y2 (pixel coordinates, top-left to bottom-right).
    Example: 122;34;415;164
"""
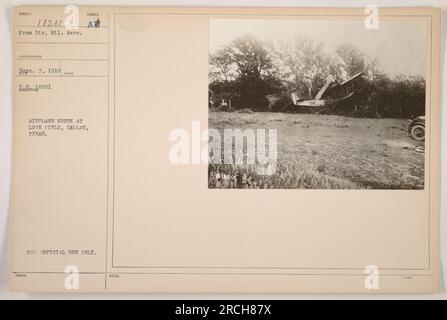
208;111;425;189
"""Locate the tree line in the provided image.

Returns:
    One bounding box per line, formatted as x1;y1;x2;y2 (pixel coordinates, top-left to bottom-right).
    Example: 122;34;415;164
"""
209;34;425;118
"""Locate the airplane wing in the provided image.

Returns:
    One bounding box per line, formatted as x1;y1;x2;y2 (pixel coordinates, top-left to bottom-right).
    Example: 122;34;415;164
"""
320;71;362;99
339;71;362;86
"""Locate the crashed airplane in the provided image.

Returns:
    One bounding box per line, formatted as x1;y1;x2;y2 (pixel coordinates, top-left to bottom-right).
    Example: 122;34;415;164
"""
290;71;362;112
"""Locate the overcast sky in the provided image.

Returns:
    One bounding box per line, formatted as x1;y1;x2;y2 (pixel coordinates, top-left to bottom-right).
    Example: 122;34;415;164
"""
210;18;427;77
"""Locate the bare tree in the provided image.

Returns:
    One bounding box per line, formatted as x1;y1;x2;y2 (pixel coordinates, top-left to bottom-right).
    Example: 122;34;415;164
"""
274;36;337;98
335;43;365;77
209;47;235;83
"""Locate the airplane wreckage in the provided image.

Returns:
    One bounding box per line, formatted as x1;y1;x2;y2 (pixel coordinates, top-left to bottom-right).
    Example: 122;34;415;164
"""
289;71;362;113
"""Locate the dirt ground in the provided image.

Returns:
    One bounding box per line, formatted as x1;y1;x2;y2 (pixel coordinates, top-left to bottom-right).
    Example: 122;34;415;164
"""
208;111;425;189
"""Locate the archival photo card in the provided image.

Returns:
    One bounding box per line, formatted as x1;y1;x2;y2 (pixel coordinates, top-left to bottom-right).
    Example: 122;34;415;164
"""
10;6;440;293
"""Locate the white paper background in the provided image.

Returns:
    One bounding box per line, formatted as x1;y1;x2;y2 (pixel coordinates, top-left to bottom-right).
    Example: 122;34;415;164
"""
0;0;445;299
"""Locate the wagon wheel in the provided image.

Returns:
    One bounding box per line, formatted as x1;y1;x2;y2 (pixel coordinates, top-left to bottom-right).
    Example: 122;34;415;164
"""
410;124;425;141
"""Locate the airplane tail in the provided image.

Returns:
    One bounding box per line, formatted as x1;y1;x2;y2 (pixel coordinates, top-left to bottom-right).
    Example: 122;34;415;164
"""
290;92;299;105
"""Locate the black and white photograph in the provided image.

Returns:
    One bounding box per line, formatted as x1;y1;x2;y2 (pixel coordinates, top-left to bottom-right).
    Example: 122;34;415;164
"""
208;18;427;190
